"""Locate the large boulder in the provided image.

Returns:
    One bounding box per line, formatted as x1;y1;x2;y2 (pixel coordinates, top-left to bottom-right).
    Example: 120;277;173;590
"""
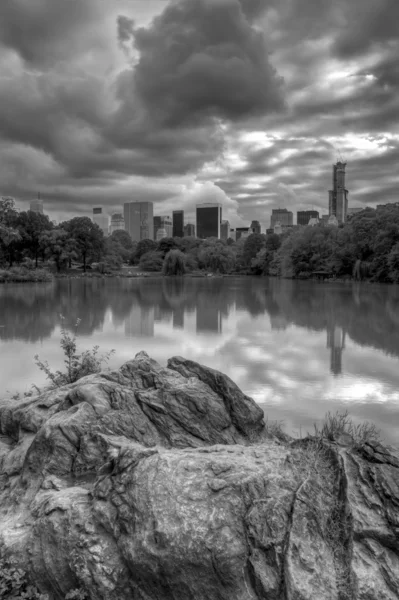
0;352;398;600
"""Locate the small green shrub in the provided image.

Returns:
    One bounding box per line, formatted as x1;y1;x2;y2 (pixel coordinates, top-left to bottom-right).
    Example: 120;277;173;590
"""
34;315;115;387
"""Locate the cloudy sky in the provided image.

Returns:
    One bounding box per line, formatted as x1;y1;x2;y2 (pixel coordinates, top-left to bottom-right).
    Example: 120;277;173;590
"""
0;0;398;229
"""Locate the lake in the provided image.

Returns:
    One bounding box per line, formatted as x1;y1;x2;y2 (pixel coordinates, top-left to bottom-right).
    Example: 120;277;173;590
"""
1;276;398;444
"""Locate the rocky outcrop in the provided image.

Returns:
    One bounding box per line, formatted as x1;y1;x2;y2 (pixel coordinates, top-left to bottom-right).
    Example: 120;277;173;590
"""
0;352;398;600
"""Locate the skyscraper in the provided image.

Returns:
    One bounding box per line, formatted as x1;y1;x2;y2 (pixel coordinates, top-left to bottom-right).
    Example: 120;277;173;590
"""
196;203;222;239
297;210;319;226
30;195;44;214
220;220;230;241
124;202;154;242
250;220;261;234
235;227;250;240
270;208;293;228
173;210;184;237
110;213;125;234
153;216;162;240
184;223;196;237
92;207;109;236
328;161;349;223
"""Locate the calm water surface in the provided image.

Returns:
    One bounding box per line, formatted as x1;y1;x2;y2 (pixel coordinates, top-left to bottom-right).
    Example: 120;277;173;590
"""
1;277;399;444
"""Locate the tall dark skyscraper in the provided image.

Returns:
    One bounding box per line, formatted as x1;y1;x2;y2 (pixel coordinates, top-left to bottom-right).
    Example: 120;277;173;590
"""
297;210;319;226
124;202;154;241
196;203;222;239
172;210;184;237
328;161;349;223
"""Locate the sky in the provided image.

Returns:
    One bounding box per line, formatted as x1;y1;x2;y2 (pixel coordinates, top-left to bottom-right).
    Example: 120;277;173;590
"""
0;0;398;230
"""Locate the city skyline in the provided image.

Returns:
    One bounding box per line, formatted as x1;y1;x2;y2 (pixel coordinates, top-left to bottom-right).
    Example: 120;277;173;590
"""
0;1;397;227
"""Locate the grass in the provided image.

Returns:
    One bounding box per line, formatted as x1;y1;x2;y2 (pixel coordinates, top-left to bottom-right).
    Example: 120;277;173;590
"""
313;409;381;449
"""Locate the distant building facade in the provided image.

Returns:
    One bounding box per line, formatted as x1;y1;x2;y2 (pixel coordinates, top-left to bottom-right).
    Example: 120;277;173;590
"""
229;229;236;241
110;213;125;234
184;223;196;237
320;214;330;226
347;207;363;215
297;210;319;226
308;217;319;227
124;202;154;242
92;207;109;236
196;203;222;239
328;161;348;223
273;221;283;235
30;198;44;214
220;220;230;241
327;214;339;227
156;228;167;241
153;216;162;240
270;208;293;228
172;210;184;237
235;227;250;241
250;220;261;234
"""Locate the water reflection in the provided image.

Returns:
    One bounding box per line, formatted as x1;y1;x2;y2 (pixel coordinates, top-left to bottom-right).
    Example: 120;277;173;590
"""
1;277;399;443
1;278;399;362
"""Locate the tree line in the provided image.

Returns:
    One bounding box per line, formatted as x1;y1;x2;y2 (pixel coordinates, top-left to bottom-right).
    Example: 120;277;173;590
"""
1;197;399;281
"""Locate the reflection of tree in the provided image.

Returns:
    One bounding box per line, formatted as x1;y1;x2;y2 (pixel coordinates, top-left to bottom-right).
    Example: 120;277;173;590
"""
0;283;57;342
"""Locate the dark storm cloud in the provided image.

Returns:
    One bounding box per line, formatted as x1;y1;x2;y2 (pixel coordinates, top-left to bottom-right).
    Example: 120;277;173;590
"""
332;0;399;58
129;0;284;127
0;0;103;67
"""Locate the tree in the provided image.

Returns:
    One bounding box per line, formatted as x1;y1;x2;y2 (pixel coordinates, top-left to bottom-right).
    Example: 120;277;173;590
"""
134;239;158;262
62;217;105;272
243;233;266;267
40;229;78;272
0;197;20;266
157;237;183;258
109;229;134;251
16;210;53;267
198;245;236;273
163;249;186;275
138;251;164;272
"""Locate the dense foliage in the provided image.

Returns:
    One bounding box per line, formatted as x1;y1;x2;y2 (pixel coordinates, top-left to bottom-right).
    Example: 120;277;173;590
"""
2;198;399;281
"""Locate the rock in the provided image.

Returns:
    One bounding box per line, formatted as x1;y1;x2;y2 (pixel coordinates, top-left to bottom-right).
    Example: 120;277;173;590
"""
0;352;398;599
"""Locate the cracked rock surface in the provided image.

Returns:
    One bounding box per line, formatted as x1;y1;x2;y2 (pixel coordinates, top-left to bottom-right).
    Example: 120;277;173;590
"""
0;351;398;599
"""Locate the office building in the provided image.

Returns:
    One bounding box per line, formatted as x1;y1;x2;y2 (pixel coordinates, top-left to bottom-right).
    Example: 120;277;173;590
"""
328;161;349;223
92;207;109;236
270;208;293;228
229;229;236;241
235;227;250;241
154;216;162;240
184;223;196;237
156;228;167;241
273;221;283;235
172;210;184;237
161;216;173;238
250;220;261;234
220;220;230;241
196;203;222;239
320;214;330;226
328;214;338;227
124;202;154;242
110;213;125;234
30;197;44;214
297;210;319;226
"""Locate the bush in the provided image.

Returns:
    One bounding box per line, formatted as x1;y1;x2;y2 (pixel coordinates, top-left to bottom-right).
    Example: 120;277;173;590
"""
34;315;115;387
313;410;381;449
138;251;164;272
0;557;49;599
0;267;52;283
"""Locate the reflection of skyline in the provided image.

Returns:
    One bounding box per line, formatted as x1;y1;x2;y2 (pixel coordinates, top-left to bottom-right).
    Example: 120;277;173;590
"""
327;325;346;376
196;305;222;334
124;305;154;338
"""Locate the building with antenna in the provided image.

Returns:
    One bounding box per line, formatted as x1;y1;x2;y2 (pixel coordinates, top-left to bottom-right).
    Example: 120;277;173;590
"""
30;193;44;214
328;161;349;223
